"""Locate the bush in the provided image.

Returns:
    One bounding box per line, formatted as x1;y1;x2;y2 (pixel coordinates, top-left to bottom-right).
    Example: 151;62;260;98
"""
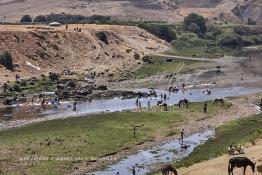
183;13;207;35
247;18;256;25
20;15;32;23
34;15;47;23
142;56;153;63
44;13;111;24
95;32;108;44
188;23;200;34
134;52;140;60
251;35;262;45
234;26;262;36
0;52;14;70
219;34;243;47
205;25;222;40
138;24;176;42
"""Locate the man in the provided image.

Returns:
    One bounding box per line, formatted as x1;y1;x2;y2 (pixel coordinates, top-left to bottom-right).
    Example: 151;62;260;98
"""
180;129;185;144
228;145;236;155
203;102;208;113
237;144;245;154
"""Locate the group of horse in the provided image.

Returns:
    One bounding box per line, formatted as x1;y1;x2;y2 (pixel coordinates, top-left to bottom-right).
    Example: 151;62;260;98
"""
156;98;224;112
161;157;259;175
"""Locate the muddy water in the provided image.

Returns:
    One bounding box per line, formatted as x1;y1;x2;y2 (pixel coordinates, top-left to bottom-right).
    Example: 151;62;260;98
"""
0;86;261;129
92;130;214;175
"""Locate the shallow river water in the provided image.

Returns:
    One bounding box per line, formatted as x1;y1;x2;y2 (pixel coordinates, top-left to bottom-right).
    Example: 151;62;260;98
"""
91;130;214;175
1;86;261;123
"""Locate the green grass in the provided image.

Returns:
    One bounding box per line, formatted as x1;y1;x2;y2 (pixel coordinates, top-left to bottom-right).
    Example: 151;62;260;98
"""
0;101;229;175
132;56;203;79
152;113;262;175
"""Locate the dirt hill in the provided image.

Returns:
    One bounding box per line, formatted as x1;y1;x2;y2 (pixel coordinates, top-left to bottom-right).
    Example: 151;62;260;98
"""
0;0;261;23
0;24;169;82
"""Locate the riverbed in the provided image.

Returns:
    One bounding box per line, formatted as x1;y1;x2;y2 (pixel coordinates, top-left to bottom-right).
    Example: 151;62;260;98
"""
0;86;261;130
92;130;214;175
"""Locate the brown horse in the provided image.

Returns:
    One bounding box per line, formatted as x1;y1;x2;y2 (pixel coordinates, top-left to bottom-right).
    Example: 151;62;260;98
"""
162;164;178;175
228;157;256;175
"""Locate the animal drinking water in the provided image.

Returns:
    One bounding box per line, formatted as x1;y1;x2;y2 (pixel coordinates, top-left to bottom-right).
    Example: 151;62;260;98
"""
214;98;224;106
161;164;178;175
228;157;256;175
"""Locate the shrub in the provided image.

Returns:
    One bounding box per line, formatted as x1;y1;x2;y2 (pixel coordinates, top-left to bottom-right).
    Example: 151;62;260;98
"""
134;52;140;60
138;24;176;42
20;15;32;23
234;26;262;36
34;15;47;23
247;18;256;25
188;23;200;34
205;25;222;40
219;34;243;47
95;32;108;44
0;52;14;71
49;72;59;81
142;56;152;63
44;13;111;24
183;13;207;35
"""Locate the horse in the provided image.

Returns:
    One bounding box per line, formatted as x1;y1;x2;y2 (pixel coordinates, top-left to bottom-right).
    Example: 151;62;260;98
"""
162;164;178;175
161;103;168;111
214;98;224;106
157;100;163;106
168;86;179;93
179;99;189;108
228;157;256;175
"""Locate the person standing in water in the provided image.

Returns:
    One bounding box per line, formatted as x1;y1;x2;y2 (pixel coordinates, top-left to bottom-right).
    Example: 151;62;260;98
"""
180;129;185;144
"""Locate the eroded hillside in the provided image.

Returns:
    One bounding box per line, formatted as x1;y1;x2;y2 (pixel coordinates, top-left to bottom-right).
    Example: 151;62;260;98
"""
0;0;261;23
0;24;169;82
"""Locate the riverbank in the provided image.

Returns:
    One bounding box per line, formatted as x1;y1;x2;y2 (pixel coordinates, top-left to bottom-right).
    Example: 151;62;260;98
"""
0;101;229;175
0;92;261;175
151;97;262;175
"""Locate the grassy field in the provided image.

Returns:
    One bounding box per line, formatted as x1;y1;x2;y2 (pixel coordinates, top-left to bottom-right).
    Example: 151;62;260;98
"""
0;101;229;175
152;112;262;175
132;56;203;79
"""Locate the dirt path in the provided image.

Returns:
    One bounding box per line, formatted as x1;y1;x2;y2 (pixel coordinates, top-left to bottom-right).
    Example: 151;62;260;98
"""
179;140;262;175
154;54;216;62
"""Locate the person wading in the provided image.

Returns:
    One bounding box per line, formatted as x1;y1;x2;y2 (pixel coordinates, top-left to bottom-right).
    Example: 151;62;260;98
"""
180;129;185;145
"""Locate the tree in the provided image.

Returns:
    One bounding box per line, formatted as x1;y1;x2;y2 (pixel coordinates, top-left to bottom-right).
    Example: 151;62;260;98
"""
184;13;207;35
247;18;256;25
138;24;176;42
95;31;108;44
20;15;32;23
34;15;47;23
188;23;200;34
0;52;14;71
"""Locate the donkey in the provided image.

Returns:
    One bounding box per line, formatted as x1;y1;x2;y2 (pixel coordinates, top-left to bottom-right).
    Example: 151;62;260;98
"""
214;98;224;106
162;164;178;175
228;157;256;175
179;99;189;108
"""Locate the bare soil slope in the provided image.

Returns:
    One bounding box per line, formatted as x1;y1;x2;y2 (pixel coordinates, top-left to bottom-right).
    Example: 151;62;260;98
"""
0;24;169;82
0;0;261;23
